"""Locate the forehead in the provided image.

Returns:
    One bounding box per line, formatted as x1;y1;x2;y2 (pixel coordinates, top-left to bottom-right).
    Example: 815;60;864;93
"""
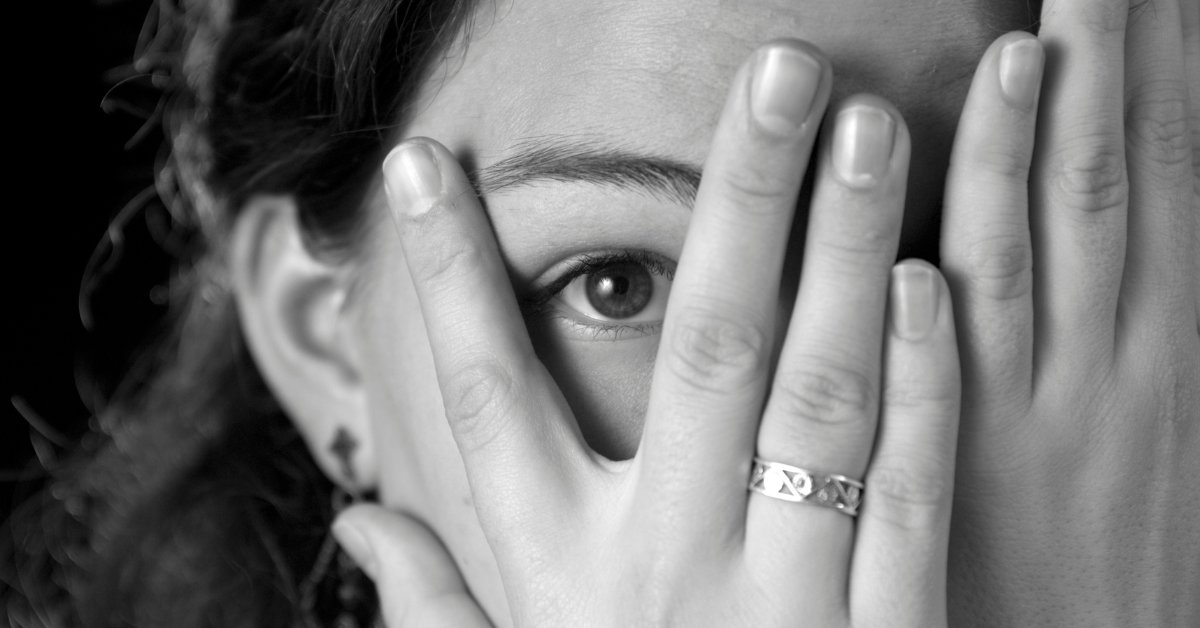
407;0;1026;163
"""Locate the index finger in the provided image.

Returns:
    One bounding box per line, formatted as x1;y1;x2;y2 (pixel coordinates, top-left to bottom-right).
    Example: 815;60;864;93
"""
382;139;588;549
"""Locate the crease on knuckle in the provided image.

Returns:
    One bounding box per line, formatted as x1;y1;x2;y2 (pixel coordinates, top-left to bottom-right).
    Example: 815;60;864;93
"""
442;359;517;453
961;232;1033;302
1192;140;1200;192
883;379;959;417
772;358;875;427
1047;141;1129;214
865;464;950;533
1126;82;1192;169
967;144;1033;182
412;232;485;287
811;224;895;267
664;307;768;395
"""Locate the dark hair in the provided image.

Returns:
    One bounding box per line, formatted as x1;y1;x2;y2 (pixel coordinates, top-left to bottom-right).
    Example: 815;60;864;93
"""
5;0;474;625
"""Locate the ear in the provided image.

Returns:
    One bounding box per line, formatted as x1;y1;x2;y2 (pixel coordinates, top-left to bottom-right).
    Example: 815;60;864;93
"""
230;195;378;491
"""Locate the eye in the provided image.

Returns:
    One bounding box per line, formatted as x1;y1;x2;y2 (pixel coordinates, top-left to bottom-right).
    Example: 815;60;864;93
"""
523;250;675;339
558;258;671;322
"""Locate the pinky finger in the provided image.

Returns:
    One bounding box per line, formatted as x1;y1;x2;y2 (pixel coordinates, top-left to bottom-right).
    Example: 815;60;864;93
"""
849;261;959;628
940;32;1042;400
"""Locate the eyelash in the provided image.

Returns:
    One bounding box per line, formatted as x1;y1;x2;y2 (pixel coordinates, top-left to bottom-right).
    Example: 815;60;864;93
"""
520;250;676;339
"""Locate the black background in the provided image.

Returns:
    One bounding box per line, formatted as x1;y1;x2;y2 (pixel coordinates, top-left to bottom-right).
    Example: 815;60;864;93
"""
5;0;164;516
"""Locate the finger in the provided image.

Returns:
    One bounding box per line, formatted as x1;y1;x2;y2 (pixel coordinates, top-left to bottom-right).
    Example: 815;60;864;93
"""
637;40;832;540
1177;0;1200;326
850;261;959;628
1118;0;1197;343
941;32;1042;403
383;139;585;551
334;505;492;628
1031;0;1130;360
746;94;911;614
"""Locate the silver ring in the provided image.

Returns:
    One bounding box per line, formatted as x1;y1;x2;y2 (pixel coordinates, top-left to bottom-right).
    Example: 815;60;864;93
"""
748;458;864;516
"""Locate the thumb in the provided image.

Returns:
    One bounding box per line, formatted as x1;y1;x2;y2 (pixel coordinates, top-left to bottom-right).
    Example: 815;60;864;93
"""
333;503;492;628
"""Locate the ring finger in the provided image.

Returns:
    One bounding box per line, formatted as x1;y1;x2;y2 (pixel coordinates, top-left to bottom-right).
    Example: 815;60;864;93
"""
747;94;911;614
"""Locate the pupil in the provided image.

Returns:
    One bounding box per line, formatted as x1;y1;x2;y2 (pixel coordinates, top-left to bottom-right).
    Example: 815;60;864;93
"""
585;262;653;319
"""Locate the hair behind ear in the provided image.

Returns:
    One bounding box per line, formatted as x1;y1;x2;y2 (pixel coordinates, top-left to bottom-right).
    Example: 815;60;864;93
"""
3;259;344;626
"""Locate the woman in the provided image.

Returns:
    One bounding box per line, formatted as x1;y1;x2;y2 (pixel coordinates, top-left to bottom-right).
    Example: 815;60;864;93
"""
5;0;1197;625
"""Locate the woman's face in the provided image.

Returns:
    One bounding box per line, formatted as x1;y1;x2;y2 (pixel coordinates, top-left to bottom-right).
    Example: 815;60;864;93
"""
344;0;1028;618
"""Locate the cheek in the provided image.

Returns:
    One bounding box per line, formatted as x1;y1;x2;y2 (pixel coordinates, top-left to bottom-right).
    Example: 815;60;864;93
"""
529;330;657;460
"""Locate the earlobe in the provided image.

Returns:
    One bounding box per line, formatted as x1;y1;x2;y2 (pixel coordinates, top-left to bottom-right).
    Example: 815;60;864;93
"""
230;195;378;490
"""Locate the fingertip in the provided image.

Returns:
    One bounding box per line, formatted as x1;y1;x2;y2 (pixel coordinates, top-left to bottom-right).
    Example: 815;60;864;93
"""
382;138;446;220
746;38;834;136
335;504;467;586
889;259;947;342
996;34;1045;110
333;505;383;580
824;93;911;191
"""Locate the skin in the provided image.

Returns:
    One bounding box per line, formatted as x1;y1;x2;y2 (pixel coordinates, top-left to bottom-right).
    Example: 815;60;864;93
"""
365;0;1020;611
229;0;1199;625
359;0;1012;619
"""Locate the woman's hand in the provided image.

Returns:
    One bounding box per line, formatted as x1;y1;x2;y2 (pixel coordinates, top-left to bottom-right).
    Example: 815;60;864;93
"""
341;40;962;626
334;505;492;627
940;0;1200;624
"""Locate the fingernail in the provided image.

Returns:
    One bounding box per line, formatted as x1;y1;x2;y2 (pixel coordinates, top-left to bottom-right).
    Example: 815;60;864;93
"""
831;104;896;188
332;519;379;580
891;263;939;341
382;141;443;218
998;38;1044;109
749;45;823;136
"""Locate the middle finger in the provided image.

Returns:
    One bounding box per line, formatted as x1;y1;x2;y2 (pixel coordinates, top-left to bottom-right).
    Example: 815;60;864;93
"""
636;40;832;545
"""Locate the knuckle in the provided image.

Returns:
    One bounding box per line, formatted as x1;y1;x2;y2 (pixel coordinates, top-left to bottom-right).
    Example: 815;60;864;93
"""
664;306;769;395
960;232;1033;302
441;359;518;452
773;357;876;427
1125;82;1192;169
864;464;951;533
1047;140;1129;214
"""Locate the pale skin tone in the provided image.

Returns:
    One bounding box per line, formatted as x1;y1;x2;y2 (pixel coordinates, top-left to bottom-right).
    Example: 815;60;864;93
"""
229;0;1200;625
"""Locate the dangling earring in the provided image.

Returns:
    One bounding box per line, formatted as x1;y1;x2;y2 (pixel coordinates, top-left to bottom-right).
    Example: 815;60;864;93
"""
329;425;360;485
299;427;377;628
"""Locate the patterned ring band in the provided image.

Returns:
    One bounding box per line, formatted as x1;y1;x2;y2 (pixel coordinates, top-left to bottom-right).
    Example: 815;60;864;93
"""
748;458;864;516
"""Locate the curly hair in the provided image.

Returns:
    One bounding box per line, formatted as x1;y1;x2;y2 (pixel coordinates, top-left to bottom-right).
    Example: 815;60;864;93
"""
4;0;475;625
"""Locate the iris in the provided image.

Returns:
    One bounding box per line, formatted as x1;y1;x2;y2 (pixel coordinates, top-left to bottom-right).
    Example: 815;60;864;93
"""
585;261;653;319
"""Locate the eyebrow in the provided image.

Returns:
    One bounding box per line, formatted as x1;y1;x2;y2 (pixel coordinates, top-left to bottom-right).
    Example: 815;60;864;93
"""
472;136;702;207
